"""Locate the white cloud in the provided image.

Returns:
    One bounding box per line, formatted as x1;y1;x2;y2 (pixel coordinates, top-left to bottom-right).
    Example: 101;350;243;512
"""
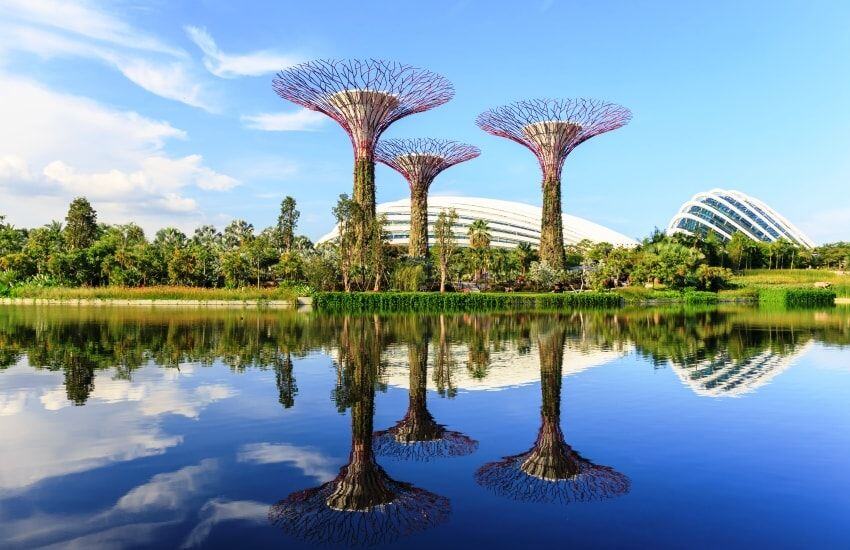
185;26;299;78
0;75;237;233
115;459;218;513
0;0;184;57
237;442;337;482
0;3;212;109
181;499;268;548
241;109;327;132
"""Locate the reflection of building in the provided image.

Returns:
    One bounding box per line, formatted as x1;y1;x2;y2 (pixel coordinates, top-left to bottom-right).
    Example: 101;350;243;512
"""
382;342;631;392
669;341;814;397
318;196;638;249
667;189;814;248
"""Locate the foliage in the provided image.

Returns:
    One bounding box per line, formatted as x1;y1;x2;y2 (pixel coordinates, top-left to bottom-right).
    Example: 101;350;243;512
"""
758;288;836;308
527;261;564;290
391;260;428;291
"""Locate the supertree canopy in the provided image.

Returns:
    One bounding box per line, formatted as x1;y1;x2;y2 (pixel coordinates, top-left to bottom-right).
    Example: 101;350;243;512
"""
376;138;479;258
273;60;453;268
373;335;478;461
270;316;450;546
476;98;631;270
474;317;630;505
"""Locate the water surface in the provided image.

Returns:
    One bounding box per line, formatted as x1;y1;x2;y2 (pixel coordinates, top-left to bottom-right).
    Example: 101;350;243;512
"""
0;305;848;548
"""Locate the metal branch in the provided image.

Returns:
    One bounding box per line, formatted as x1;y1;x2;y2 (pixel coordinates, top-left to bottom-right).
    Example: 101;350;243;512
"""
274;59;454;156
375;138;480;189
475;98;631;179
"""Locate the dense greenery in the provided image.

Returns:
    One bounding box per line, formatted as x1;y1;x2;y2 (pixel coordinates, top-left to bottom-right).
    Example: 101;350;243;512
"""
312;291;623;313
758;288;837;307
2;197;848;298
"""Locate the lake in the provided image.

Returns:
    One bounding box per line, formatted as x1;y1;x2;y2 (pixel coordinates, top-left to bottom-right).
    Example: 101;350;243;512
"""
0;305;848;548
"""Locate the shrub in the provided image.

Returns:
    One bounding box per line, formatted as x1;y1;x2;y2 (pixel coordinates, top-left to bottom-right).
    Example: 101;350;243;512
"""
528;261;565;291
391;261;428;292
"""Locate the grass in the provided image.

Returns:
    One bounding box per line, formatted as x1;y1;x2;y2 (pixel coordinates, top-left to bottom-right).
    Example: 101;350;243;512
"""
5;285;309;302
312;291;624;313
614;287;730;304
758;287;836;308
731;269;850;297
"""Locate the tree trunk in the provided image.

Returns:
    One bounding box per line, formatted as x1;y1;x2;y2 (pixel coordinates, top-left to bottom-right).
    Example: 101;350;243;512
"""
539;172;566;270
409;182;430;258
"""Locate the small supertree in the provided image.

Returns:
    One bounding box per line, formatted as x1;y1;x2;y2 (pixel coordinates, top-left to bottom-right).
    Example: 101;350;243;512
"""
273;60;453;275
373;334;478;461
270;316;450;546
376;139;479;258
475;317;630;505
476;99;631;270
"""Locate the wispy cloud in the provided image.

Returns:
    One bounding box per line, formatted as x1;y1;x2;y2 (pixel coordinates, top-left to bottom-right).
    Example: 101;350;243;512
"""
185;26;300;78
181;499;268;548
241;109;327;131
0;2;213;109
237;442;338;482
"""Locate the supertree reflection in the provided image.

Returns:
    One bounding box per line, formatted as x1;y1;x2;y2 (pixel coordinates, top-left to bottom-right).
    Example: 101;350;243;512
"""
270;316;450;546
374;318;478;461
475;317;630;504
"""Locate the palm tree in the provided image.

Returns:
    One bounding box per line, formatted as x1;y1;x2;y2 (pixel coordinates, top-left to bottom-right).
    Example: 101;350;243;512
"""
512;242;536;277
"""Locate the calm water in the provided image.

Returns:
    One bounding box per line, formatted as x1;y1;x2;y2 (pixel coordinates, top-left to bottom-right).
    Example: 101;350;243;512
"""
0;305;848;549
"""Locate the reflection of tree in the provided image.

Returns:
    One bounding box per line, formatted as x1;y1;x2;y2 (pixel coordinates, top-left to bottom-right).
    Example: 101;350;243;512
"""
475;318;629;504
374;317;477;461
270;316;449;546
274;351;297;409
432;315;457;398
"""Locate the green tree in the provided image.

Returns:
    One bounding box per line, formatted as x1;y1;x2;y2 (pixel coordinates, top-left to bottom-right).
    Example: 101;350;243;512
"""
276;196;300;253
64;197;98;251
467;219;491;283
433;208;458;292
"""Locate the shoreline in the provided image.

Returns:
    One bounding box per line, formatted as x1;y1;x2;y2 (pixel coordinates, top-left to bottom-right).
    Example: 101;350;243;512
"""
0;297;313;310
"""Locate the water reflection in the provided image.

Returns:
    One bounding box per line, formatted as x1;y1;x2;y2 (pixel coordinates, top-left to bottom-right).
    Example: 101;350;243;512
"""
374;317;478;461
269;316;450;546
475;317;630;504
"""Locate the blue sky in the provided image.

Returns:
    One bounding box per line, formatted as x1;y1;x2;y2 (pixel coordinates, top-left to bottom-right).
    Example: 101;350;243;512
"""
1;0;848;243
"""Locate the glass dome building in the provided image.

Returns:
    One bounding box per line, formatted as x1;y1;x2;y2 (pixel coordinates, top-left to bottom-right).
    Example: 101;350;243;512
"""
666;189;814;248
317;196;638;249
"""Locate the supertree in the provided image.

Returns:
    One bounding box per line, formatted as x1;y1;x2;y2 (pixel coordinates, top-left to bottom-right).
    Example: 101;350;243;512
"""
475;316;630;505
273;60;454;269
373;319;478;460
270;316;450;546
476;99;631;270
375;138;480;258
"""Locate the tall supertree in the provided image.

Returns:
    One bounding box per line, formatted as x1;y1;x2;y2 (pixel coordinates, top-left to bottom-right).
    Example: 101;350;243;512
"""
376;139;479;258
373;318;478;460
475;316;630;505
270;316;450;546
273;60;454;268
476;99;631;270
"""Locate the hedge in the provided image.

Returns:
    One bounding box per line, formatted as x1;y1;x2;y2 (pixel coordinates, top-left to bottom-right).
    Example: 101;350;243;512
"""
758;288;836;307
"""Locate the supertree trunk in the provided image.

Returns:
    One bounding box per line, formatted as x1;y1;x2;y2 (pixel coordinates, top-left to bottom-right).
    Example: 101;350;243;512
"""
327;316;395;510
353;152;377;264
408;181;430;259
539;172;566;270
392;341;442;442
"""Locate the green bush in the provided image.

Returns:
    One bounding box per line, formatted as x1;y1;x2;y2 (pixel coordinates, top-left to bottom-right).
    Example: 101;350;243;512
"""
312;291;623;313
684;290;719;305
391;262;428;292
758;288;836;307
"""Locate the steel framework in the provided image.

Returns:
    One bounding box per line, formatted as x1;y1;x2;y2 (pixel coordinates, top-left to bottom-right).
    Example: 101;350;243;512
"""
273;59;453;228
376;138;479;257
476;98;631;270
